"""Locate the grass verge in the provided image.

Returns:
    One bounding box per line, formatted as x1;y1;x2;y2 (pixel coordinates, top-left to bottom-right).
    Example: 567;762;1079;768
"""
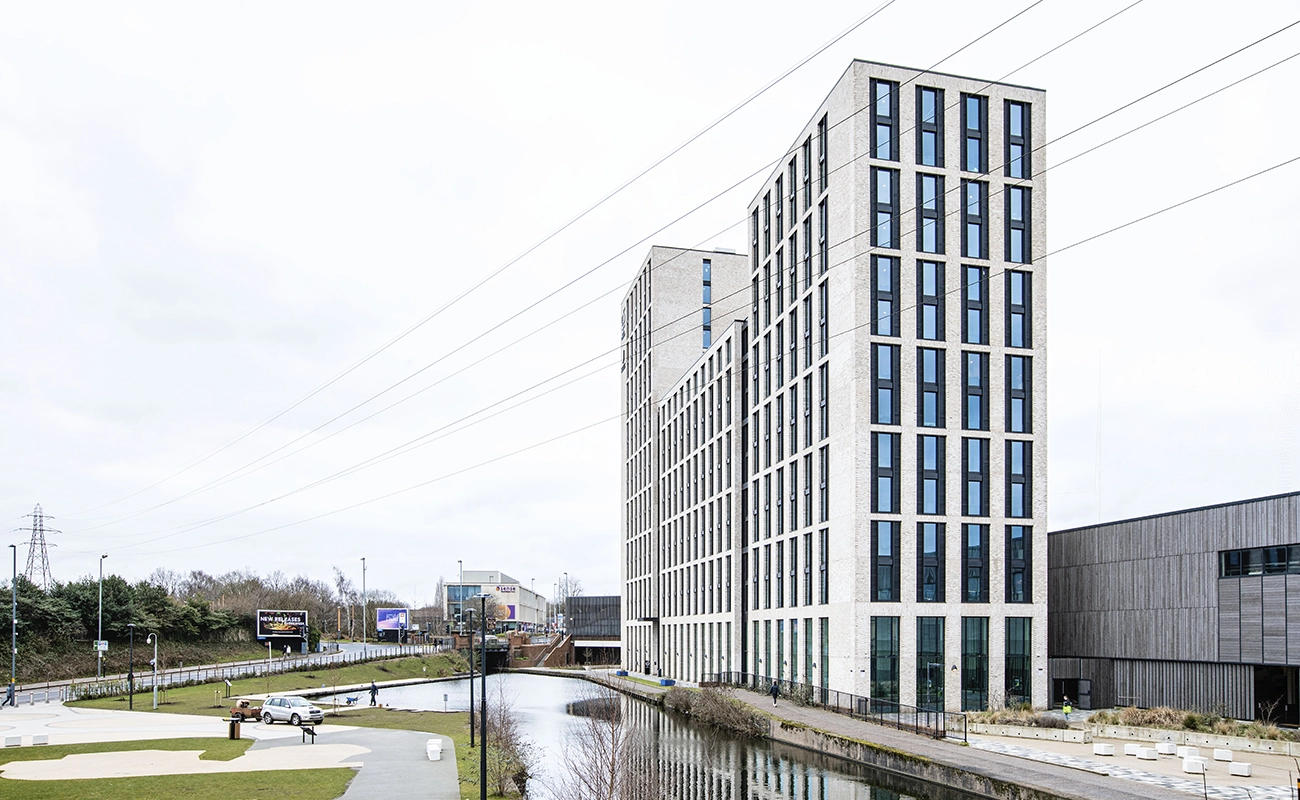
0;738;354;800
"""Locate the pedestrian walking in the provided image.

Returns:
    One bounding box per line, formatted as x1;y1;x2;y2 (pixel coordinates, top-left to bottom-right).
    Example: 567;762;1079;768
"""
1062;696;1072;721
369;681;379;707
769;680;780;707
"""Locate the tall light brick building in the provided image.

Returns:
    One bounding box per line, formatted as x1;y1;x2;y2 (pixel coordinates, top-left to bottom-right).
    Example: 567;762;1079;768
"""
621;60;1047;712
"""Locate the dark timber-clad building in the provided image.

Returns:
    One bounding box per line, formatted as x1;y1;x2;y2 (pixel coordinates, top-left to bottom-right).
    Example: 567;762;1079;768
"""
1049;491;1300;721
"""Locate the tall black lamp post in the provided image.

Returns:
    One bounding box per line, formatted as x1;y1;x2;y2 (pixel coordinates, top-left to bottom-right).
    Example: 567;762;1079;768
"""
477;592;490;800
5;543;15;709
127;623;135;710
466;608;475;747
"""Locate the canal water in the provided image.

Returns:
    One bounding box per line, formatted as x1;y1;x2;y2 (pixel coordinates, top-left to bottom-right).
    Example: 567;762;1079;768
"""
343;673;987;800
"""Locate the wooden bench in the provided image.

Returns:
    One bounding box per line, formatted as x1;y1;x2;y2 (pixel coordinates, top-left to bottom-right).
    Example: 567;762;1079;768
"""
300;724;317;744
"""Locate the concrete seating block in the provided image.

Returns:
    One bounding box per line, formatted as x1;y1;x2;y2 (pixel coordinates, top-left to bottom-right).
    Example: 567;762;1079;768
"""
1123;743;1141;756
1182;757;1205;774
1156;742;1178;755
3;737;18;748
1176;746;1201;759
31;735;48;746
1213;748;1233;762
1093;743;1115;756
1138;747;1158;760
426;738;443;761
1230;762;1252;777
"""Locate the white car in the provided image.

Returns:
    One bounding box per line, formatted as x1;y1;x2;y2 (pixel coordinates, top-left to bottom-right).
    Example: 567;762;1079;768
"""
261;696;324;726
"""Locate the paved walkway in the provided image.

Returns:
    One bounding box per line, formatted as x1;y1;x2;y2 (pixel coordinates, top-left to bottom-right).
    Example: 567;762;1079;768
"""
0;701;458;798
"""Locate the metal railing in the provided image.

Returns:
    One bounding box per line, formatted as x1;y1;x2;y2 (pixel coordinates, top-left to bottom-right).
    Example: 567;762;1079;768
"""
64;643;447;702
708;672;966;742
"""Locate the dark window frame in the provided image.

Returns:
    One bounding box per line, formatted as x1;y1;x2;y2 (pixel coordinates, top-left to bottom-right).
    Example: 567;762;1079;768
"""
1006;270;1032;348
916;85;945;168
1005;525;1032;603
871;167;900;249
1004;100;1031;179
962;181;988;260
918;260;945;341
873;431;901;514
962;265;989;345
917;173;945;254
873;343;901;425
962;350;990;432
918;347;945;428
1005;439;1032;519
917;434;945;515
872;255;900;337
1006;185;1031;264
917;522;946;603
871;78;899;162
961;93;988;174
962;523;989;603
1006;354;1032;434
871;521;901;602
962;438;989;518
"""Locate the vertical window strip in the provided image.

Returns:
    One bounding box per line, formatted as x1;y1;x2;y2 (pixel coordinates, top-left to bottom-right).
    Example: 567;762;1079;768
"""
916;86;944;168
962;181;988;259
917;522;946;603
961;93;988;173
917;260;945;341
1005;100;1031;179
871;167;899;249
917;173;945;254
871;78;899;161
1006;186;1030;263
872;255;900;337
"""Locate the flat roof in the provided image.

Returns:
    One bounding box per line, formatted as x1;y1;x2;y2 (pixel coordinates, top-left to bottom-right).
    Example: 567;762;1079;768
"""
1049;489;1300;536
851;58;1046;93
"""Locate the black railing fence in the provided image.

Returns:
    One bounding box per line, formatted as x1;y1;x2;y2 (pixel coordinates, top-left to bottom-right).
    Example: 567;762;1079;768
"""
707;672;966;742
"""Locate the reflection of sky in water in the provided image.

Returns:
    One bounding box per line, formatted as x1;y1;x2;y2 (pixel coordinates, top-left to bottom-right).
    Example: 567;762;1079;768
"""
326;674;978;800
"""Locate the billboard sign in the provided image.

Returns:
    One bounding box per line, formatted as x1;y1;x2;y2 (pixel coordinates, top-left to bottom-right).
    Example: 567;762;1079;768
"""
376;607;410;631
256;609;308;639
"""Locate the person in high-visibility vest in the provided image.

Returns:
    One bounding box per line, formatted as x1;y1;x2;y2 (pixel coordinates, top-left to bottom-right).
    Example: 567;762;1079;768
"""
1063;696;1073;720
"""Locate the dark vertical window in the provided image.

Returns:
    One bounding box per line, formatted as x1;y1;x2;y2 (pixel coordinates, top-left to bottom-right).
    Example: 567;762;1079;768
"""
789;235;798;302
963;266;988;345
918;434;945;515
763;191;771;259
763;264;771;330
870;616;900;705
1006;186;1030;263
872;255;899;336
802;218;812;289
961;93;988;173
873;432;900;513
751;545;759;610
1005;100;1031;179
818;281;829;357
818;363;829;440
1006;270;1031;348
961;616;989;711
775;249;785;312
818;199;829;273
775;322;784;389
775;176;784;239
788;158;798;224
871;78;899;161
802;296;812;369
790;531;799;606
789;383;798;470
803;452;813;527
819;618;830;689
818;446;829;524
775;465;784;535
1005;617;1032;707
871;167;899;249
763;402;771;467
917;522;945;602
918;347;945;428
803;375;813;448
917;617;945;711
1006;355;1031;433
963;351;989;431
872;344;899;425
963;523;989;602
802;137;812;212
918;261;945;341
789;456;798;532
1006;440;1031;518
963;438;988;517
803;532;813;605
872;521;900;602
818;115;828;193
917;174;945;254
1006;525;1032;604
763;543;771;608
751;209;760;273
962;181;988;259
818;527;829;603
702;258;712;348
916;86;944;168
775;540;784;608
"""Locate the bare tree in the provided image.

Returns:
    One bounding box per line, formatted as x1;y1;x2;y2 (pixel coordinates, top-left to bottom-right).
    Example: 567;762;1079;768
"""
481;681;538;797
551;686;665;800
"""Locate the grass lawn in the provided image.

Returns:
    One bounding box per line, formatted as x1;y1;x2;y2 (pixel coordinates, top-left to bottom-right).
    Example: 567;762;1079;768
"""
69;653;466;719
0;738;355;800
68;653;493;796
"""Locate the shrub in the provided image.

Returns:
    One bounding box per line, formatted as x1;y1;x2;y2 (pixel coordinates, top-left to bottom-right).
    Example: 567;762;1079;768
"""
662;687;768;738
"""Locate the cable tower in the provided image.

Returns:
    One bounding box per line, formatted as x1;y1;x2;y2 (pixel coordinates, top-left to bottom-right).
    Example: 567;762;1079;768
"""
16;505;58;590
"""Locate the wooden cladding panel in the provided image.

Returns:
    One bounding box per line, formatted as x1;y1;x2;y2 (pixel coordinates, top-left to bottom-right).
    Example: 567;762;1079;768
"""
1219;579;1240;662
1240;577;1263;664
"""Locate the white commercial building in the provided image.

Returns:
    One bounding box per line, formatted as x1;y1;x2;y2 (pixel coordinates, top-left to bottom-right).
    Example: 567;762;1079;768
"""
446;570;546;631
621;60;1047;712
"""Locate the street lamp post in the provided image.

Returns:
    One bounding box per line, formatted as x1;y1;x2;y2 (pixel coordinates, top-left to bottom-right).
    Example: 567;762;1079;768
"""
6;543;15;708
360;557;367;657
476;592;490;800
466;608;475;748
128;623;135;710
146;633;158;709
97;554;107;679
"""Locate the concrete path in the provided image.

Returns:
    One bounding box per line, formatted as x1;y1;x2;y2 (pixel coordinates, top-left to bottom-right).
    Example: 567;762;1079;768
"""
0;701;459;799
253;726;459;800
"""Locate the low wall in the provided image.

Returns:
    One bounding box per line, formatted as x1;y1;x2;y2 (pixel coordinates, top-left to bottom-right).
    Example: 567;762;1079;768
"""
970;724;1092;743
1087;724;1300;755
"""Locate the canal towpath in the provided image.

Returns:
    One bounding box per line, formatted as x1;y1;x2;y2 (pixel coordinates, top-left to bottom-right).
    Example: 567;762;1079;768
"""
564;668;1216;800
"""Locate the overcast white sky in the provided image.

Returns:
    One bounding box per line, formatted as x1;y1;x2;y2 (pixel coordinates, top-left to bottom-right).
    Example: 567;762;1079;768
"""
3;1;1299;600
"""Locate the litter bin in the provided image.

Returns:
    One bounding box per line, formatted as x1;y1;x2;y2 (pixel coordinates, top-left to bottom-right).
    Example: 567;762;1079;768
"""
227;718;241;740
